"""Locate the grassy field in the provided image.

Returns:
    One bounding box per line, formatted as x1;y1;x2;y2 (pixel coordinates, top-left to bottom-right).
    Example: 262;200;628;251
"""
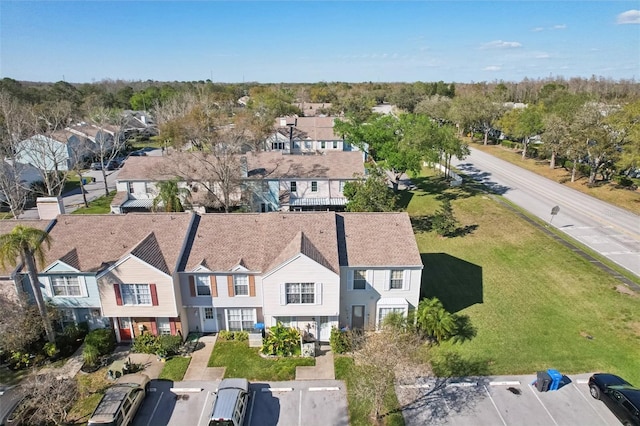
71;191;117;214
470;142;640;214
158;356;192;382
407;169;640;385
67;367;112;425
208;341;314;381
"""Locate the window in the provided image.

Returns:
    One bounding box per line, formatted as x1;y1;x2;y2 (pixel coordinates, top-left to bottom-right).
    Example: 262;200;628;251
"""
320;141;326;149
311;181;318;192
290;181;297;193
378;307;405;326
157;318;171;335
333;141;338;149
234;275;249;296
272;142;285;150
196;276;211;296
305;141;312;149
121;284;151;305
227;308;255;331
51;276;81;296
128;182;134;194
286;283;315;304
339;180;345;193
353;270;366;290
59;308;75;324
204;307;214;319
389;270;404;289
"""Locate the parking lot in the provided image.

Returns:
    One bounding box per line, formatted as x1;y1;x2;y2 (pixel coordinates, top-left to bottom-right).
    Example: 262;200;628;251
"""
132;379;348;426
396;373;622;425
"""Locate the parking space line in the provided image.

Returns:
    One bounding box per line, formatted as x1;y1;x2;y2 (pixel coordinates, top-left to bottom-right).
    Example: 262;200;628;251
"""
576;379;588;384
261;387;293;392
399;384;431;389
197;391;213;426
527;385;559;426
572;383;609;424
489;381;520;386
247;391;256;426
484;385;508;426
298;389;303;426
146;391;164;426
308;387;340;391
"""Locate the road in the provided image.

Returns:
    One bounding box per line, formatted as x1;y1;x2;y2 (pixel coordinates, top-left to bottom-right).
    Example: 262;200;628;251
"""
452;147;640;278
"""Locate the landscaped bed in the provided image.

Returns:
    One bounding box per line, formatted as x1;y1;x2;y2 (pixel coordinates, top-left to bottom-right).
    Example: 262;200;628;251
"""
208;340;314;381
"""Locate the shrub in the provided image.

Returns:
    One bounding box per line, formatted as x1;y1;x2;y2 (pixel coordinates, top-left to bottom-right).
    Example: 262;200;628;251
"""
43;342;59;358
158;335;183;355
329;327;352;354
84;328;116;356
82;344;100;366
617;175;636;188
132;333;160;354
261;322;300;357
218;330;233;341
234;331;249;342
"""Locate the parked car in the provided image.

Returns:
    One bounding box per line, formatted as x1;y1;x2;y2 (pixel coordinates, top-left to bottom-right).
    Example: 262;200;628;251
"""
87;373;150;426
589;373;640;426
90;160;121;171
208;378;250;426
0;385;25;426
128;150;147;157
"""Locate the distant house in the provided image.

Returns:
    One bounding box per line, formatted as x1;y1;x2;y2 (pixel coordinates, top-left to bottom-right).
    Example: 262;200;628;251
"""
110;151;365;213
266;116;366;156
293;102;332;117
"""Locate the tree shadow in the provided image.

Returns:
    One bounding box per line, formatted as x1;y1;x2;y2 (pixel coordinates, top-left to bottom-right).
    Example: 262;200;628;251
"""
410;216;478;238
420;253;483;313
455;163;511;195
395;189;414;210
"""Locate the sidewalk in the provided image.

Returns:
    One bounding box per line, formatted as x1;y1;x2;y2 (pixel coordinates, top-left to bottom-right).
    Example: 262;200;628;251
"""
296;344;335;380
182;334;225;381
39;343;85;380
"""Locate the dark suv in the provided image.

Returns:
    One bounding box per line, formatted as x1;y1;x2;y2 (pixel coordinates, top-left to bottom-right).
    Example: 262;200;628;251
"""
589;373;640;426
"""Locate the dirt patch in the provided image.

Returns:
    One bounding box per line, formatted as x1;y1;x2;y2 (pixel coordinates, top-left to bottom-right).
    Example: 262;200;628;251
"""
628;322;640;337
615;285;638;297
580;331;594;340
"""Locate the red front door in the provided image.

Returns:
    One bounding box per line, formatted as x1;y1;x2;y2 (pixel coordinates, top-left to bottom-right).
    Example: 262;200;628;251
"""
118;318;132;341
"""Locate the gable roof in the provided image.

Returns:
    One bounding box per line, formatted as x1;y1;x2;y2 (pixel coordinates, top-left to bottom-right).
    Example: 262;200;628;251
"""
274;116;341;140
0;219;53;275
43;213;193;274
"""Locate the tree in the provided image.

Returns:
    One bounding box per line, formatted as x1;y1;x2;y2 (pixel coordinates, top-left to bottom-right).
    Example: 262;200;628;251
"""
541;113;569;169
0;293;44;353
415;95;453;124
87;107;128;196
415;298;457;343
0;226;55;343
606;99;640;174
152;178;190;212
450;92;504;144
343;168;398;212
430;198;459;237
497;104;544;158
11;372;77;425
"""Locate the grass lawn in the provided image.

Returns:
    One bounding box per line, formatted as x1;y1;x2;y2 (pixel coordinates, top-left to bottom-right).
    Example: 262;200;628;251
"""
335;356;404;426
158;356;192;382
407;168;640;385
66;367;112;425
208;341;314;381
71;191;117;214
470;142;640;214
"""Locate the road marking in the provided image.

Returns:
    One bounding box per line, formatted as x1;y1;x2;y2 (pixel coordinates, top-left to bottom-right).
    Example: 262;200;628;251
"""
573;383;609;424
146;391;164;426
576;379;588;384
298;389;302;426
528;384;559;426
490;381;520;386
170;387;203;393
308;387;340;391
261;387;293;392
447;382;476;387
398;384;431;389
246;391;256;426
484;385;508;426
197;390;213;426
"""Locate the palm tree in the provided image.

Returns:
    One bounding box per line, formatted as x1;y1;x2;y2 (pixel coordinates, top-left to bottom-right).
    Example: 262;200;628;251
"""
416;297;456;344
0;225;55;343
152;179;191;212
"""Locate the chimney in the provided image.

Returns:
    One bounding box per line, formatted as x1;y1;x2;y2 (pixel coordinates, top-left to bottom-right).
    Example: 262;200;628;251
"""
36;197;65;220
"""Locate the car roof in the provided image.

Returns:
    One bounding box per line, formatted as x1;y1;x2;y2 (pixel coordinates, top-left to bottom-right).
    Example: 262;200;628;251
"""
90;384;138;422
211;379;249;419
593;373;632;387
616;388;640;408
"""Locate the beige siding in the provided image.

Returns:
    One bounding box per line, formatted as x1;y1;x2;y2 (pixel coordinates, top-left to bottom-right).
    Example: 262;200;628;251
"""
212;275;263;308
262;254;340;322
99;257;178;317
284;180;332;199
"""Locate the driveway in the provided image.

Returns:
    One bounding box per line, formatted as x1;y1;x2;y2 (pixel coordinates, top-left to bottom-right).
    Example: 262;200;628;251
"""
397;373;621;425
452;148;640;277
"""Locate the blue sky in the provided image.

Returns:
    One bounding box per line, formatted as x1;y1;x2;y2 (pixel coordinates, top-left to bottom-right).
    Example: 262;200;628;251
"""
1;1;638;83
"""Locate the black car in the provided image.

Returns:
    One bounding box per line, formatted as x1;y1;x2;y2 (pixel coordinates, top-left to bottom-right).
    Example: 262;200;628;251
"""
589;373;640;426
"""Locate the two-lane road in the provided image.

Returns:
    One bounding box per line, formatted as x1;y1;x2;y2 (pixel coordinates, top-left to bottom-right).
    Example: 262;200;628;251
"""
452;148;640;278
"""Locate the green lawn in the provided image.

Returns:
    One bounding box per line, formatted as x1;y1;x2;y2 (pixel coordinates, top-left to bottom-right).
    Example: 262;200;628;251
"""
208;341;314;381
158;356;192;382
71;191;117;214
408;168;640;384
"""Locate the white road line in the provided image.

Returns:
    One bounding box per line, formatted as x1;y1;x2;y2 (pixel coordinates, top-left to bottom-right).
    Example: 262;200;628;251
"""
447;382;476;387
576;379;589;384
484;385;508;426
146;391;164;426
170;387;203;393
261;387;293;392
490;381;520;386
298;389;303;426
308;387;340;391
197;391;213;426
528;384;559;426
246;391;256;426
398;384;431;389
572;384;609;425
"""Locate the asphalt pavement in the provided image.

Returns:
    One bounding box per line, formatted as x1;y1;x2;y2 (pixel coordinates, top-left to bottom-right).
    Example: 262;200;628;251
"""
452;147;640;278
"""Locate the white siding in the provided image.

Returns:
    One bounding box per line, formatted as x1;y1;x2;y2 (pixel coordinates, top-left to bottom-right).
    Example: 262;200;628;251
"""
262;254;339;324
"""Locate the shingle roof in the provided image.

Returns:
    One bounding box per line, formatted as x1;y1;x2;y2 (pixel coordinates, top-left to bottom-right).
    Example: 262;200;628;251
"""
337;212;423;267
184;212;340;273
274;116;341;140
43;213;193;273
0;220;53;275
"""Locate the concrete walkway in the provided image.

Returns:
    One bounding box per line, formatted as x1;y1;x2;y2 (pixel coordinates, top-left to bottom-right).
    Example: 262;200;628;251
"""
296;345;335;380
39;343;85;379
182;334;225;381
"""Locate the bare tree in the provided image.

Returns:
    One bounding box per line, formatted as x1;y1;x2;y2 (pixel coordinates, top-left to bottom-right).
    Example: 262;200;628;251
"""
87;108;128;196
0;292;44;353
12;372;78;425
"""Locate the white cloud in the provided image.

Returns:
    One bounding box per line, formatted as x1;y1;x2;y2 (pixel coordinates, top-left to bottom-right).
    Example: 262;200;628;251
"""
481;40;522;49
617;10;640;24
532;27;544;32
552;24;567;29
535;52;550;59
483;65;501;71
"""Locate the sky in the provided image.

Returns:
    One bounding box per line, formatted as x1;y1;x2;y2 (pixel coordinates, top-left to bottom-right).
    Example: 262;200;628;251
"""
0;1;638;84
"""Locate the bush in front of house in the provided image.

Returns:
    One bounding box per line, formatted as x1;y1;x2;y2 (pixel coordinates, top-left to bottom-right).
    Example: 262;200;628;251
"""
329;327;352;354
218;331;249;341
261;322;301;357
158;335;183;355
132;334;183;356
84;328;115;356
132;333;160;354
